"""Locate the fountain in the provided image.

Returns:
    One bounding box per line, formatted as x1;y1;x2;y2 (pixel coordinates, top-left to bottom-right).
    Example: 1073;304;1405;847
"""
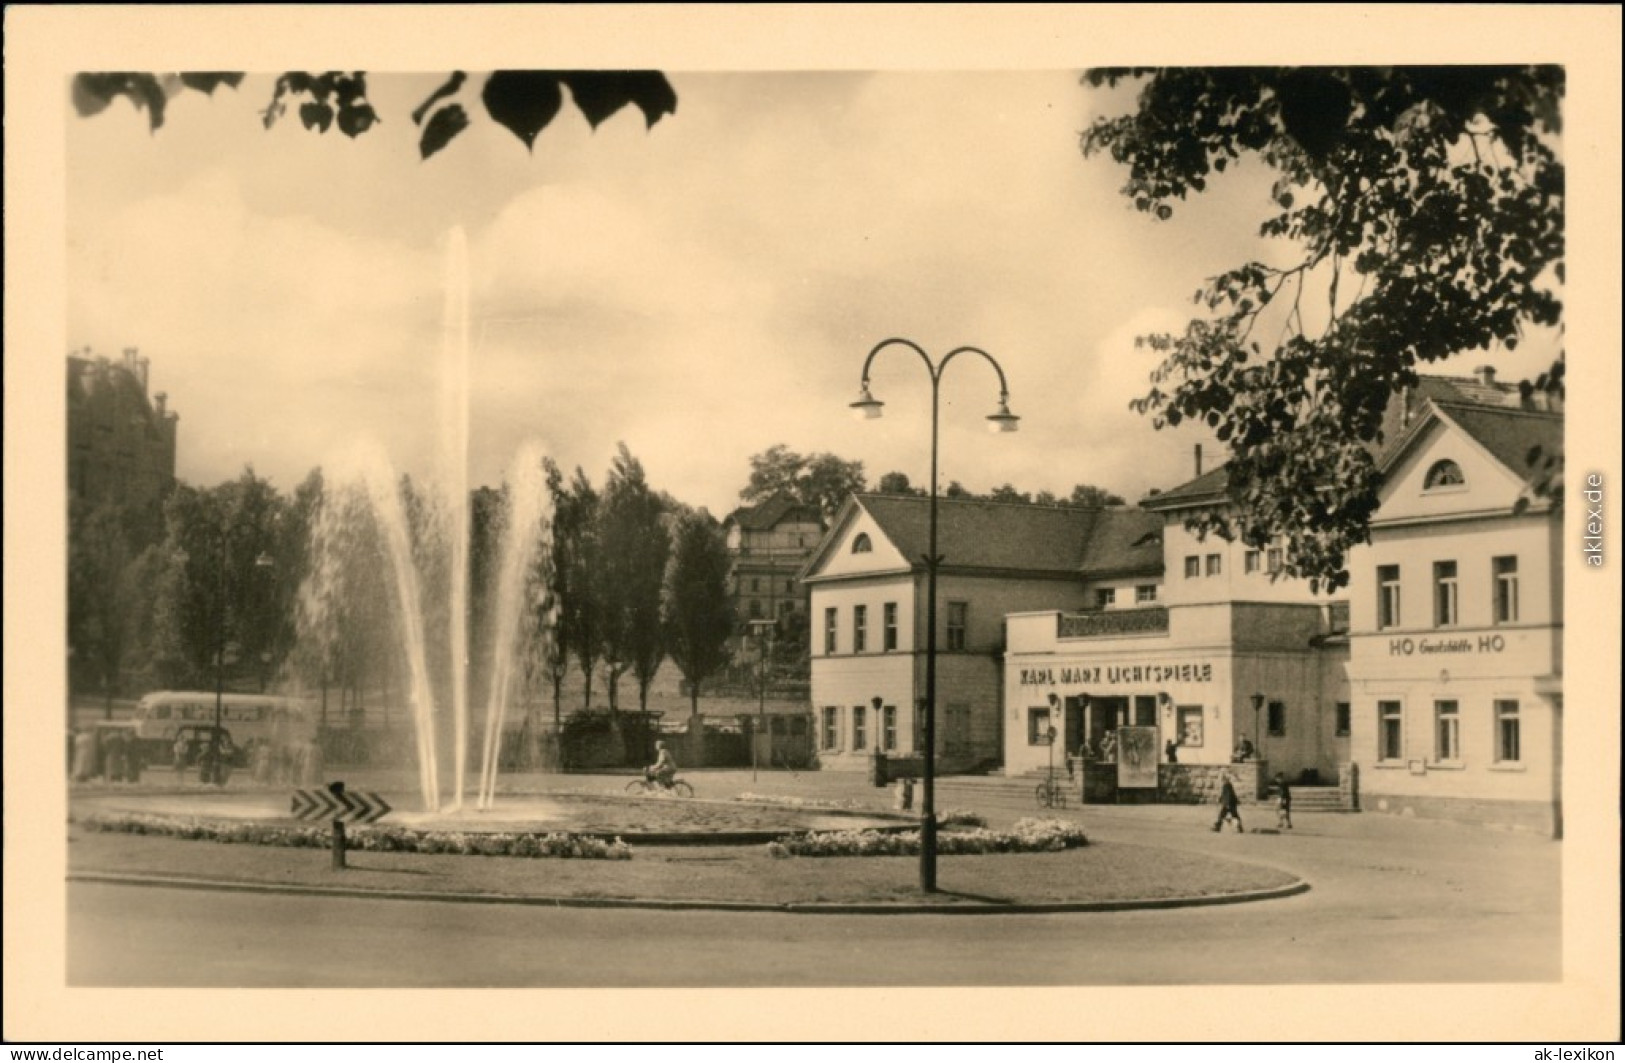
293;227;554;815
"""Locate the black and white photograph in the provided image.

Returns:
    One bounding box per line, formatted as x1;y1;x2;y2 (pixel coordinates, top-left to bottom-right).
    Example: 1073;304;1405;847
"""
5;4;1619;1045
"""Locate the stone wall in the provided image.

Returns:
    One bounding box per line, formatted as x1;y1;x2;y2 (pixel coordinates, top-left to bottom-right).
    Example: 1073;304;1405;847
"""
1156;761;1268;804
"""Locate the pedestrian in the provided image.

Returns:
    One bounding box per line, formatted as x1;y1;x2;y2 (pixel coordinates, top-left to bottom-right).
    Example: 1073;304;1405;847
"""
1165;738;1179;764
1274;772;1293;830
1213;772;1244;833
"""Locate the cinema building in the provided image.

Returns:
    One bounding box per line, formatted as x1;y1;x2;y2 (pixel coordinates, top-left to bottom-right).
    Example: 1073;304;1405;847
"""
806;371;1563;834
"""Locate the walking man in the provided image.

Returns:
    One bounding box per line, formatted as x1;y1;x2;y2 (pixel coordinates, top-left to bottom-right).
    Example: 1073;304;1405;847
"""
1213;772;1244;833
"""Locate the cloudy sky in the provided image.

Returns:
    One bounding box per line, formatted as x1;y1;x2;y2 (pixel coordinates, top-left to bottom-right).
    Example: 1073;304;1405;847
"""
65;63;1562;519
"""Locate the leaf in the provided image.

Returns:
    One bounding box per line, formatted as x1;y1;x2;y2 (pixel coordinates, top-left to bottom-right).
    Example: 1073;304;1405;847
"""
411;71;467;126
482;71;564;150
72;73;169;131
337;102;378;139
419;104;470;160
561;71;678;129
299;101;334;133
178;73;244;95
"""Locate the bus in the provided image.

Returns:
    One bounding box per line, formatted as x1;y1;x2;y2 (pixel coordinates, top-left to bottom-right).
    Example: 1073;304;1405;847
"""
133;691;318;764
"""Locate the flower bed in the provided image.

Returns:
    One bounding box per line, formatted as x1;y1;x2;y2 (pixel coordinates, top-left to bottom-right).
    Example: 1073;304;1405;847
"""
936;809;987;828
75;812;633;860
767;817;1087;858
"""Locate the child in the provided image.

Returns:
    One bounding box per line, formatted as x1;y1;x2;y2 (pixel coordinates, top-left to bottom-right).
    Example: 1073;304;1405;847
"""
1274;772;1293;830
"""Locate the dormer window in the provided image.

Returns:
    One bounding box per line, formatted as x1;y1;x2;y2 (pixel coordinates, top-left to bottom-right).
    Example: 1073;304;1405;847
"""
851;533;873;554
1423;459;1465;491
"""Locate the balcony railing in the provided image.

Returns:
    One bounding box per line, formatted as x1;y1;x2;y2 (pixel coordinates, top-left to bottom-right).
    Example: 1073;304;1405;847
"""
1057;606;1169;639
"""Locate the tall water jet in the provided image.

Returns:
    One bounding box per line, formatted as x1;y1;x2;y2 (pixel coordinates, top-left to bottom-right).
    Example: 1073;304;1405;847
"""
477;442;553;810
303;443;443;812
440;227;473;810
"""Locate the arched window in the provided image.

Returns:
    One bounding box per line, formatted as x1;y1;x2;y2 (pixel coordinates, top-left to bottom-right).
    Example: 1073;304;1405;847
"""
851;533;873;554
1423;459;1466;490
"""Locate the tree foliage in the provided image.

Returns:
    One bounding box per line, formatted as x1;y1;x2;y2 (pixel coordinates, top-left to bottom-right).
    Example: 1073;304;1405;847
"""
740;445;866;523
1082;66;1564;590
597;444;671;712
72;69;677;160
661;512;736;716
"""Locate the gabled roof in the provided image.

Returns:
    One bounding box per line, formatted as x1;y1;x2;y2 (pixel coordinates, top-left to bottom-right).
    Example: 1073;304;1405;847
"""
1142;370;1563;510
807;494;1162;580
725;495;824;532
1380;401;1564;480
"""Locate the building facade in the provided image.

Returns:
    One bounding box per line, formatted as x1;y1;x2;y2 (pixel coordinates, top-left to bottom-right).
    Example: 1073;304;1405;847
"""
803;494;1159;772
723;496;824;637
1344;399;1563;834
67;347;179;538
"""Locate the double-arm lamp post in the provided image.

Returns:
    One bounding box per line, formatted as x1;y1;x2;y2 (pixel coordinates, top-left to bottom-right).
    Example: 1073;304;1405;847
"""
851;338;1019;892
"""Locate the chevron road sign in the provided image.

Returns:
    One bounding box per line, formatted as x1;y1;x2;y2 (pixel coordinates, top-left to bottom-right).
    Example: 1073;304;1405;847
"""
290;788;392;824
341;790;392;824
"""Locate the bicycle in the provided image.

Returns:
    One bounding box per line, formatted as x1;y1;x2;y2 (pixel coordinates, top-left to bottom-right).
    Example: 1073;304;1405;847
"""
1035;773;1069;809
625;774;695;798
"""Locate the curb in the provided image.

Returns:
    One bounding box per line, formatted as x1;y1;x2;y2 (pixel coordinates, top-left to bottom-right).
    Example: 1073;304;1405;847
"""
67;869;1309;915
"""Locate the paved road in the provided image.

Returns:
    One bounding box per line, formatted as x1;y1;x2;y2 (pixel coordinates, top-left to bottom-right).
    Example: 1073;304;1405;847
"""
68;794;1560;988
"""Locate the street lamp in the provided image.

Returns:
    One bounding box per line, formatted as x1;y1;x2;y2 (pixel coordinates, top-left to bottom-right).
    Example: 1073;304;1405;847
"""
851;337;1019;892
1250;692;1265;761
175;540;274;785
750;617;775;781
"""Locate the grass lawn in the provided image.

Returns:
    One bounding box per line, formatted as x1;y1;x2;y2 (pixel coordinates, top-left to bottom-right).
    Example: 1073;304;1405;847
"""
68;824;1300;908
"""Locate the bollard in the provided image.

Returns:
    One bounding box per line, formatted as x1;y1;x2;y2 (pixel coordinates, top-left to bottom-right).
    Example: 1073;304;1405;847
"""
332;819;347;870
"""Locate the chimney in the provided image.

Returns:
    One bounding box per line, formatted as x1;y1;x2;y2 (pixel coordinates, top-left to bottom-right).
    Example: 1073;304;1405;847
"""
154;392;167;417
1194;444;1203;478
1474;365;1496;387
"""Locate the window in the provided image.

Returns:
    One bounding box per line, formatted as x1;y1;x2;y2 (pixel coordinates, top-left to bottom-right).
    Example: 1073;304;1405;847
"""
882;705;898;751
1434;700;1460;762
1178;706;1204;747
1028;707;1054;746
1205;553;1223;576
1495;700;1522;763
749;599;763;620
1424;459;1465;490
883;602;898;651
1335;702;1351;737
852;705;867;751
851;533;872;554
1379;700;1404;761
946;601;968;651
823;608;837;654
853;605;868;653
1184;556;1200;579
821;707;839;751
751;577;761;592
1378;565;1402;629
1244;550;1261;574
1434;560;1458;627
785;579;795;594
1095;587;1116;609
1267;700;1285;736
1493;556;1519;624
1136;584;1158;603
1266;548;1283;575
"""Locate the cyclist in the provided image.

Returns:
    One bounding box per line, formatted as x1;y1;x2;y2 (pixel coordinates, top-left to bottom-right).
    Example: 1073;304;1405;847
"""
646;740;678;790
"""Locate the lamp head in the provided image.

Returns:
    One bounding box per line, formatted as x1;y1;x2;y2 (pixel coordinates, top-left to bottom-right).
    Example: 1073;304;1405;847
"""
850;383;884;420
986;396;1020;433
1250;693;1265;711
